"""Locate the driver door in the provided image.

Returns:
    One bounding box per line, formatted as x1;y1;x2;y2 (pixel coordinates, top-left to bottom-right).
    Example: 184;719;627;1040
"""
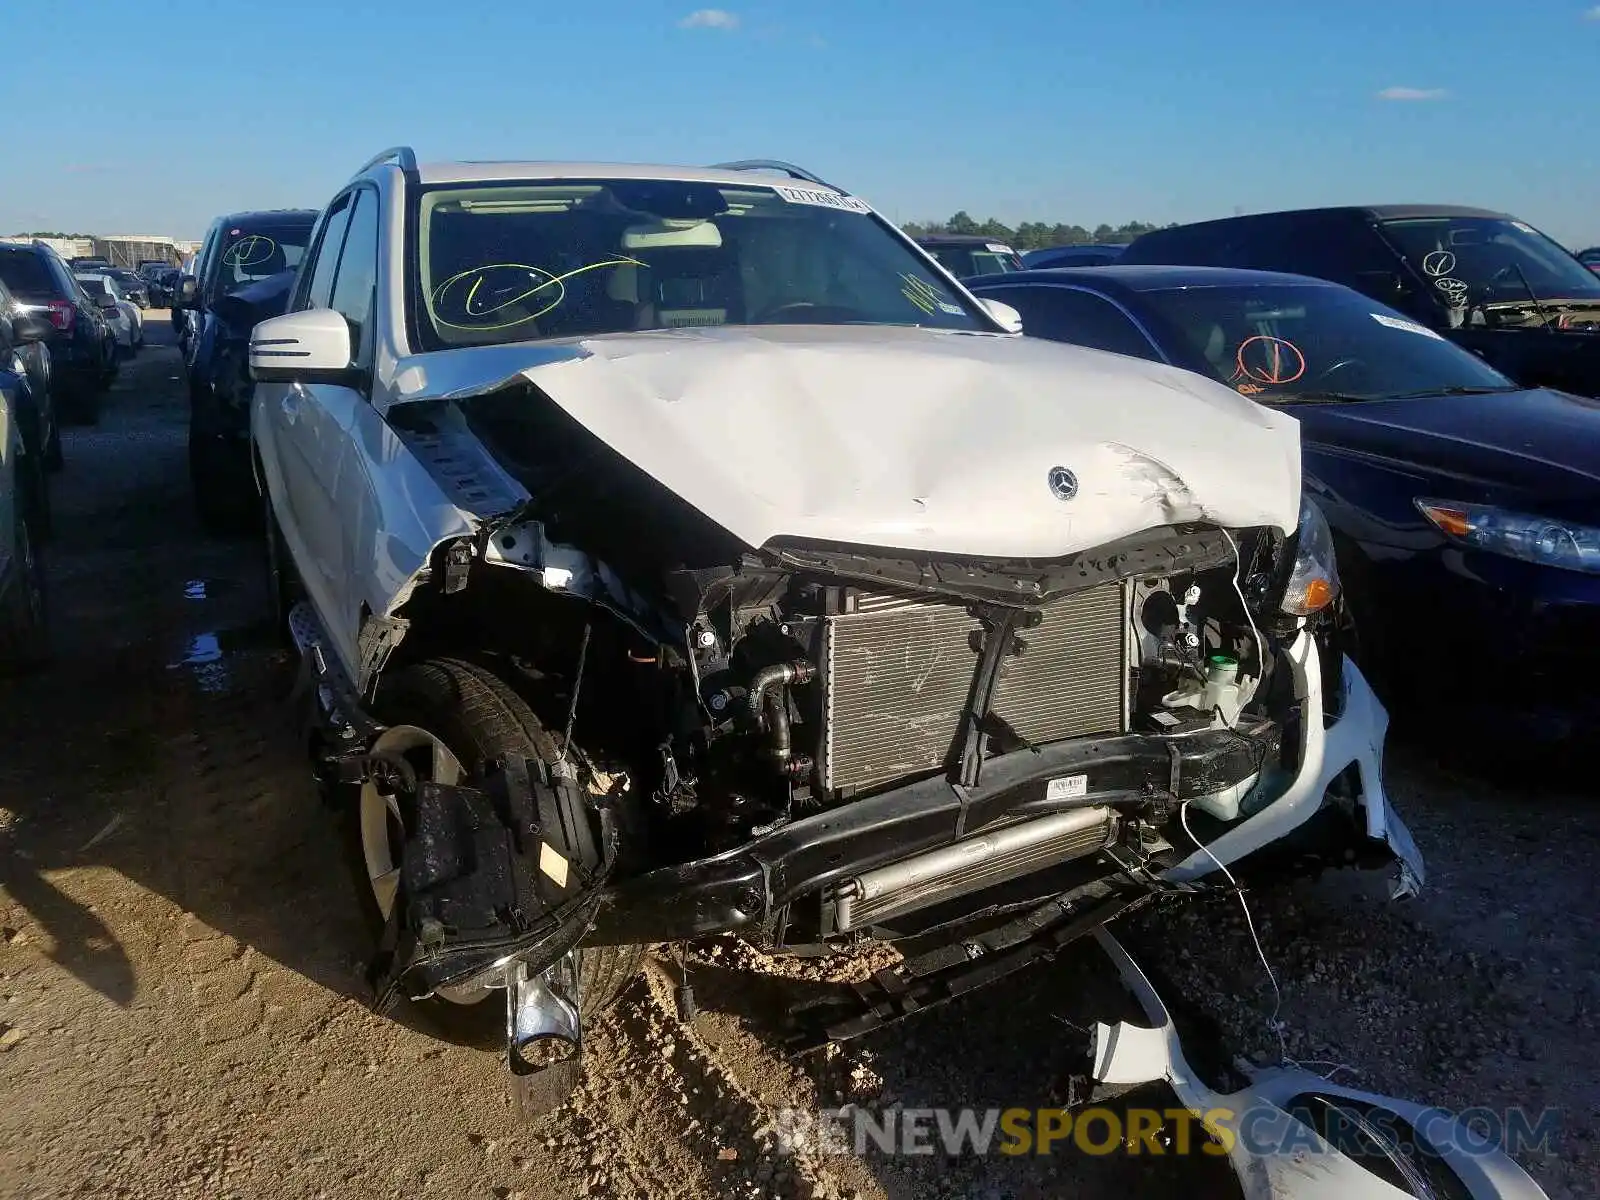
259;194;358;660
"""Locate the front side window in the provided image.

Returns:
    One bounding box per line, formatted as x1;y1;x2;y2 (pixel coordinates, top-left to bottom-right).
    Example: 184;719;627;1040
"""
208;223;313;299
983;285;1160;361
1141;283;1519;401
408;179;985;351
301;198;354;312
330;190;380;364
1379;217;1600;313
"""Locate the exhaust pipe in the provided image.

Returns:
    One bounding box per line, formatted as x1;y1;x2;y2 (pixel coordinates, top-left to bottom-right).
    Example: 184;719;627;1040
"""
505;955;583;1121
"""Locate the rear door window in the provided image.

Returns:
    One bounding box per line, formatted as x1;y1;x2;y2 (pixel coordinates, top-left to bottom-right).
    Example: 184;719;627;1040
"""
0;249;60;301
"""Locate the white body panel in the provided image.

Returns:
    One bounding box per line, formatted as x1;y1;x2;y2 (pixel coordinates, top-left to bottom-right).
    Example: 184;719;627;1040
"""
1090;931;1549;1199
379;326;1302;559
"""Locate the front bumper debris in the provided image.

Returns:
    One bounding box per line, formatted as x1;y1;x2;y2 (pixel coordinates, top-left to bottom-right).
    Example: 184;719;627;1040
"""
588;631;1422;948
1088;930;1550;1199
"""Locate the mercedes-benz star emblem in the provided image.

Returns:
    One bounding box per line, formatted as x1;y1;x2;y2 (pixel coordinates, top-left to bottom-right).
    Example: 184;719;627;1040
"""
1047;466;1078;501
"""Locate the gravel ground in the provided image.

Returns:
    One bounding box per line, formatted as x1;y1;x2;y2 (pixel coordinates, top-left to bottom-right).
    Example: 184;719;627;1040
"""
0;325;1594;1198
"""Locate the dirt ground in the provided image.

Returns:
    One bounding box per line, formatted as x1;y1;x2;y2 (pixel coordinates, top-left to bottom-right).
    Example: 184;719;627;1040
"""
1;323;1595;1199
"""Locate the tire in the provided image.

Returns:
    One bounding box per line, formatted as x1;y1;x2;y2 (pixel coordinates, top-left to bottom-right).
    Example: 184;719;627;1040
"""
347;657;644;1033
190;400;255;536
0;500;49;674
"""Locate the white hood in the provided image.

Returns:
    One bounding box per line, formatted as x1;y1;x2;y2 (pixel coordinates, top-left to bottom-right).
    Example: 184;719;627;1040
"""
393;325;1302;557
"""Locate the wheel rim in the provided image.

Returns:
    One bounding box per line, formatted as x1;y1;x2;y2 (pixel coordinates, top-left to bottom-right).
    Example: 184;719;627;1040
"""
359;725;495;1005
358;724;463;920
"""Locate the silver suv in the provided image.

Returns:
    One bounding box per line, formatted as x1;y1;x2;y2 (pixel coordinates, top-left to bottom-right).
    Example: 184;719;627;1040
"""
249;148;1419;1118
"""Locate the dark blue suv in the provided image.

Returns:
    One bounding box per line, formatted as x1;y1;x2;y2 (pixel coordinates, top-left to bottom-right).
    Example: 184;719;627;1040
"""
180;209;318;533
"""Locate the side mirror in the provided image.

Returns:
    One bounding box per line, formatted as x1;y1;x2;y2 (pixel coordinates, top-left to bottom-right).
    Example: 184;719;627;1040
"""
976;296;1024;334
179;275;198;306
95;294;119;310
249;308;354;386
11;312;52;344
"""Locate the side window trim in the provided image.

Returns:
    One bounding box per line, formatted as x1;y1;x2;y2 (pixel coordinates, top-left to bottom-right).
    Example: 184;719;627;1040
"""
294;192;357;312
1020;282;1171;364
327;185;380;375
325;184;377;322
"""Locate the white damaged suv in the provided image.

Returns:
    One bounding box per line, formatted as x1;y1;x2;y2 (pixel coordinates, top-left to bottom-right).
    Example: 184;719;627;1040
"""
249;151;1422;1112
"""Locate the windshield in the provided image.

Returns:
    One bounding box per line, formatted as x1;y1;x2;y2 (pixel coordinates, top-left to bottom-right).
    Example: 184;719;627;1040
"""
409;179;984;350
925;244;1023;278
1380;216;1600;309
77;277;111;299
1140;283;1518;401
212;225;312;295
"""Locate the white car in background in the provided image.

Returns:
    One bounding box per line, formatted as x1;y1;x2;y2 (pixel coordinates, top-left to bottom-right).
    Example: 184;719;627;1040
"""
74;273;143;355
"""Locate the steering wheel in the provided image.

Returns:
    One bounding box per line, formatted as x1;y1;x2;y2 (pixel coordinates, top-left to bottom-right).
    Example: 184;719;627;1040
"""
1315;358;1368;385
751;301;869;325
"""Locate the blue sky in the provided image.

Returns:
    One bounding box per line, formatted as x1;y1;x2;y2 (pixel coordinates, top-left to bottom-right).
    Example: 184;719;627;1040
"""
4;0;1597;246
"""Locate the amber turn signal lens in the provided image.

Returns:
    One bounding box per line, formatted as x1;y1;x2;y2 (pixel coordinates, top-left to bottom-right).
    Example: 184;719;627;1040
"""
1301;577;1334;613
1417;503;1472;537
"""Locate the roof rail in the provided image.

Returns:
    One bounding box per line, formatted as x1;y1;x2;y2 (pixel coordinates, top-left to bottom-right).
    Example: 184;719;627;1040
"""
353;146;418;179
711;159;842;192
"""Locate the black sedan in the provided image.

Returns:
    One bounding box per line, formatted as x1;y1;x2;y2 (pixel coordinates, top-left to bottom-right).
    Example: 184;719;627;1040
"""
970;265;1600;749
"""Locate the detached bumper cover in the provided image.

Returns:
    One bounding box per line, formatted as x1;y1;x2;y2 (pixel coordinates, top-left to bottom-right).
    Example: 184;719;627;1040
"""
1091;930;1549;1199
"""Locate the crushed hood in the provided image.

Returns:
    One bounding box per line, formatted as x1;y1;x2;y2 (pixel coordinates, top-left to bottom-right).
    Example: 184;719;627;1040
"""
389;325;1302;557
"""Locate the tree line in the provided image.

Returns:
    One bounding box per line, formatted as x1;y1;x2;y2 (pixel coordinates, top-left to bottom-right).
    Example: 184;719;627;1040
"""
900;211;1176;250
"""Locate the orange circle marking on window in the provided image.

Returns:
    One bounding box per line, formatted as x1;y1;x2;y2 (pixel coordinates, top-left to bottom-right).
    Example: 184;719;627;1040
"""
1234;335;1306;385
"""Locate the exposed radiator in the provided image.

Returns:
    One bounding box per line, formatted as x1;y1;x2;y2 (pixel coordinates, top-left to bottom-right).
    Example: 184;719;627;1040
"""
991;583;1127;746
820;583;1128;794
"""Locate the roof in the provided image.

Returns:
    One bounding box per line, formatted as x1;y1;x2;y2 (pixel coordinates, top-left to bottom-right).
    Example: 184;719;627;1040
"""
1025;243;1129;253
914;234;1015;246
1140;204;1514;234
212;209;321;227
969;264;1345;293
409;160;859;193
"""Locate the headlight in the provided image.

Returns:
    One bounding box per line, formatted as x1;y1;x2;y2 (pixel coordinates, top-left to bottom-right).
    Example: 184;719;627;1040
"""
1415;498;1600;574
1282;495;1340;616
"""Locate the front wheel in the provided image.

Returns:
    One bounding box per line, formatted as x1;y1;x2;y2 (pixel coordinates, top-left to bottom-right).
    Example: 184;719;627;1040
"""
345;657;644;1037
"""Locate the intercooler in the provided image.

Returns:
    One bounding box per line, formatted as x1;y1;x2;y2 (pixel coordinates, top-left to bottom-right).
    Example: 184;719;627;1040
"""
820;583;1128;794
828;805;1118;932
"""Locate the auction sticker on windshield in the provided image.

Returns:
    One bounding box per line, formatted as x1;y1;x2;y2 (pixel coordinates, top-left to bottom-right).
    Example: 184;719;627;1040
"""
773;184;873;213
1371;312;1444;340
